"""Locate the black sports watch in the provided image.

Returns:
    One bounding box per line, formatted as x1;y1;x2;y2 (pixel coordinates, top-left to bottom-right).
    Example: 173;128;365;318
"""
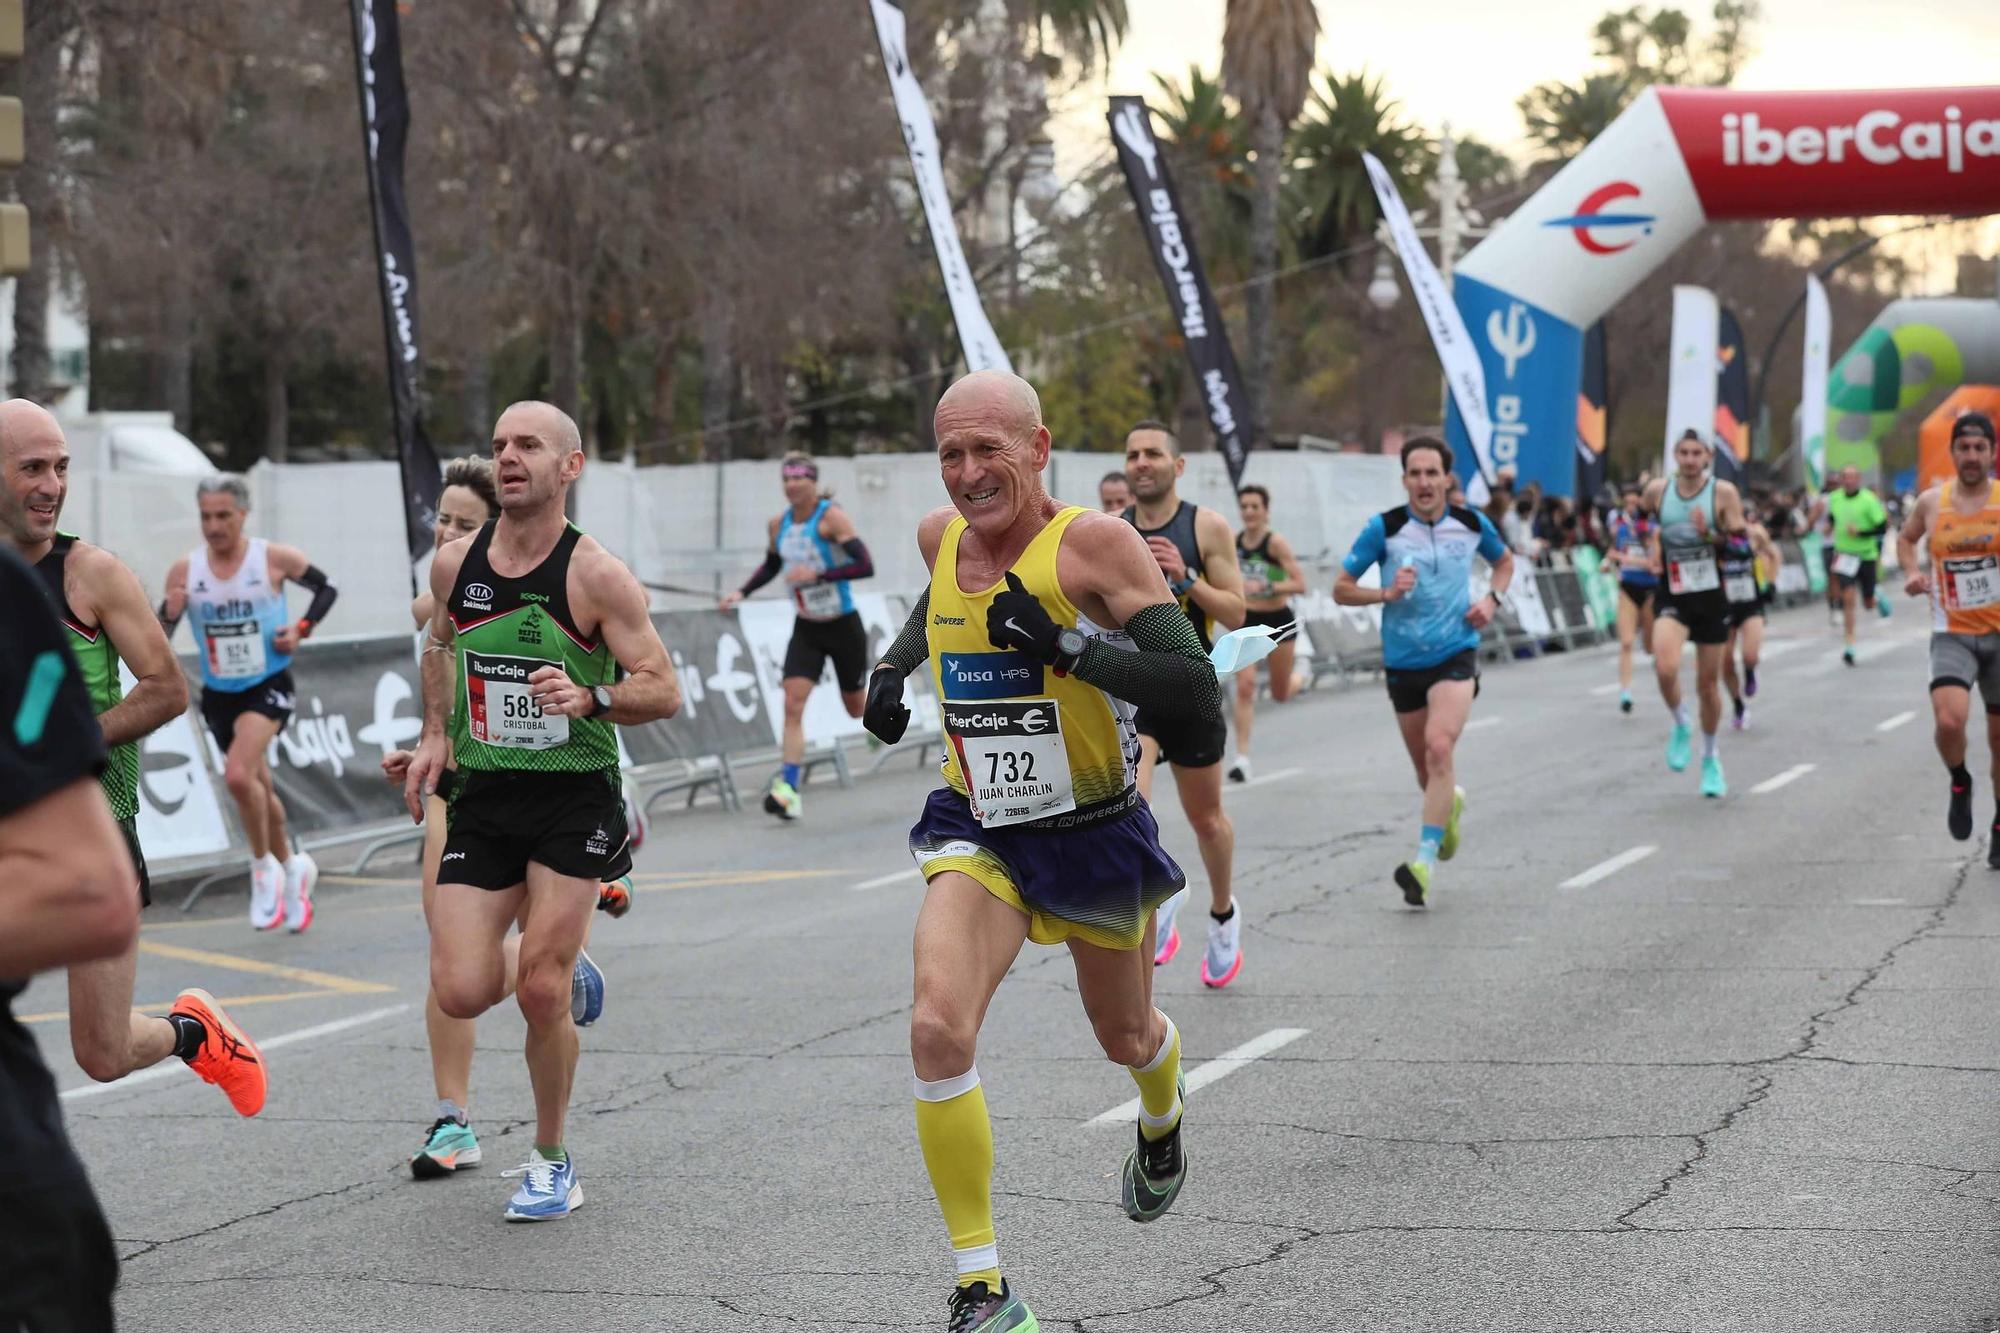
1053;627;1088;674
588;684;614;718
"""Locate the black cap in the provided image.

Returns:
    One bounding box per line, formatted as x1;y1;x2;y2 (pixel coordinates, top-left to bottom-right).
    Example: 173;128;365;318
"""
1953;410;1996;444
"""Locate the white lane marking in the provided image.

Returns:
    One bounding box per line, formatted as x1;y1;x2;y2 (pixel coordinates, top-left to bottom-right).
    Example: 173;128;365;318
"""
849;868;921;893
1240;766;1302;789
1088;1027;1309;1125
1758;639;1810;663
1877;710;1916;732
1749;763;1816;795
1559;844;1657;890
1463;716;1503;732
61;1003;411;1102
1590;683;1623;696
1851;897;1909;906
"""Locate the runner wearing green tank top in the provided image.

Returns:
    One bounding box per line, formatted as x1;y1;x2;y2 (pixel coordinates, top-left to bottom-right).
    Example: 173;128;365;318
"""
404;400;682;1223
0;398;267;1116
1642;430;1750;800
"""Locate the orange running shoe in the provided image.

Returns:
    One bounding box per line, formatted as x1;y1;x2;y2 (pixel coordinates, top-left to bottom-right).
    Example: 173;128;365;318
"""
170;988;267;1117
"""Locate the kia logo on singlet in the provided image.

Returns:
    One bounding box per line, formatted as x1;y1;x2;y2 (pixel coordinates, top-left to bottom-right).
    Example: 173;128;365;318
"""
465;583;495;603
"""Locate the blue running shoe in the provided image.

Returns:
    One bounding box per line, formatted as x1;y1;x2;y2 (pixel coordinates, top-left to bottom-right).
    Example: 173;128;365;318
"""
1700;755;1727;799
410;1116;481;1179
502;1151;582;1221
1666;721;1693;772
571;949;605;1027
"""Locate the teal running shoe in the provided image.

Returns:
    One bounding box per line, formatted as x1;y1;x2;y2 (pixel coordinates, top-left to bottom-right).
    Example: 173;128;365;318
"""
1700;754;1727;799
411;1117;481;1180
946;1279;1037;1332
1666;721;1693;772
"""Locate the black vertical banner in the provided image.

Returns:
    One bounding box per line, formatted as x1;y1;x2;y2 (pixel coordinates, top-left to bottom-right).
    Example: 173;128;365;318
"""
1575;319;1609;502
1107;97;1250;487
349;0;442;579
1714;306;1751;487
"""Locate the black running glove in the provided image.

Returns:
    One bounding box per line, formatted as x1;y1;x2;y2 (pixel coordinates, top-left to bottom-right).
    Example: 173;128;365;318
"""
863;665;911;744
986;572;1062;664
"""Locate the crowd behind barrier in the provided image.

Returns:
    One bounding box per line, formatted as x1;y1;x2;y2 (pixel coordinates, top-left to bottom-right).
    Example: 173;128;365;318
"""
133;531;1848;904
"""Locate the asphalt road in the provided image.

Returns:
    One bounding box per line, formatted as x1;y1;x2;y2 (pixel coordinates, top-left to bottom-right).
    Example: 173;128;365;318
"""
22;602;2000;1332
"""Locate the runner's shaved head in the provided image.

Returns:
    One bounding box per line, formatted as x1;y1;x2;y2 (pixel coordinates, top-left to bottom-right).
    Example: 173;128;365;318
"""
0;398;65;457
497;400;582;455
935;370;1041;438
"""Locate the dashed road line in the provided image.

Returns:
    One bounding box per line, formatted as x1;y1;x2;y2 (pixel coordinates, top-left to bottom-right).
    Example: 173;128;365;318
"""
1089;1027;1309;1125
850;867;921;892
1560;844;1657;890
1877;710;1916;732
1750;763;1816;795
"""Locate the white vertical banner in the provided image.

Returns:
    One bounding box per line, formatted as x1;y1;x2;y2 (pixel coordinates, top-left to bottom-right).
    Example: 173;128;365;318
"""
1663;284;1720;475
1362;151;1495;485
1801;274;1831;493
868;0;1013;374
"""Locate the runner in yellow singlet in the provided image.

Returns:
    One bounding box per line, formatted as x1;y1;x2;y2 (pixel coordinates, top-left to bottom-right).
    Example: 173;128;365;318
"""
1898;410;2000;859
862;371;1221;1333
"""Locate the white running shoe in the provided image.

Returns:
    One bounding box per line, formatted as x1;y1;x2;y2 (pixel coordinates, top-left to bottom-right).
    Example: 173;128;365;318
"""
1152;887;1189;967
283;852;317;934
1201;899;1243;989
1226;755;1251;784
248;858;283;930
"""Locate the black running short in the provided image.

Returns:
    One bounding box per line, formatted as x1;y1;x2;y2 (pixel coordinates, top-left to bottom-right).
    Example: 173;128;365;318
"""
1618;581;1655;612
1134;706;1227;769
1832;555;1879;603
1384;648;1481;715
1725;596;1767;629
782;611;869;693
0;1172;118;1332
120;814;150;909
200;670;295;752
1240;606;1299;642
441;768;631;891
1656;591;1732;646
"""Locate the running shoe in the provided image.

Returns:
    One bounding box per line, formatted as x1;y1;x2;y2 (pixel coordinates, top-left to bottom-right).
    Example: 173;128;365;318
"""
1700;755;1727;799
1393;860;1431;907
764;777;802;821
248;860;282;931
1152;887;1187;967
1730;699;1747;731
1745;665;1758;698
282;852;317;934
947;1280;1037;1332
571;949;606;1026
1948;776;1973;841
622;777;648;852
411;1117;482;1179
1878;597;1893;620
1120;1075;1188;1224
1226;755;1250;784
502;1151;582;1221
1619;689;1633;714
170;988;266;1117
1843;648;1856;667
1666;721;1693;772
1988;826;2000;870
1439;786;1466;861
596;873;634;918
1200;902;1242;989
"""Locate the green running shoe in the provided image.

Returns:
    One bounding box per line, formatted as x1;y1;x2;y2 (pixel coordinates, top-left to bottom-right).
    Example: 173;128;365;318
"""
1665;721;1693;772
1393;860;1431;907
1121;1072;1188;1224
946;1280;1037;1332
764;778;801;821
1438;786;1466;862
411;1116;481;1179
1700;754;1727;799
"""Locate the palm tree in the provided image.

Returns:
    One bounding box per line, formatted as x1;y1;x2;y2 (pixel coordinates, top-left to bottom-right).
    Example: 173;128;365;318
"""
1288;70;1428;271
1517;71;1635;162
1024;0;1129;72
1221;0;1320;450
1147;66;1252;273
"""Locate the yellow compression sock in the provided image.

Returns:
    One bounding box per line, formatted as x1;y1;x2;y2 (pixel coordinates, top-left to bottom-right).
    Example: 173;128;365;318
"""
914;1068;1000;1290
1129;1015;1183;1142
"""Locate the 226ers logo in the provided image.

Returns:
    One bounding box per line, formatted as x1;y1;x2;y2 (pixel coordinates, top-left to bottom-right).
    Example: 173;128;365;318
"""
464;650;568;749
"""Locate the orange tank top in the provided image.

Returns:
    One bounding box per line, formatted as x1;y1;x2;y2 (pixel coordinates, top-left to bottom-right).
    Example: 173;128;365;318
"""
1931;481;2000;635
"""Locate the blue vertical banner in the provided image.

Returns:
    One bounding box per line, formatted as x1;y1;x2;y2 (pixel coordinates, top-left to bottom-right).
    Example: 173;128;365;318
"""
1444;274;1583;497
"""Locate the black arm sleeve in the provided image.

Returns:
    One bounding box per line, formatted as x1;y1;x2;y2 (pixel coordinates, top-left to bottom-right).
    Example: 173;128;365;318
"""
296;564;338;625
878;588;930;676
817;537;874;583
739;549;783;597
1071;602;1220;723
157;599;182;636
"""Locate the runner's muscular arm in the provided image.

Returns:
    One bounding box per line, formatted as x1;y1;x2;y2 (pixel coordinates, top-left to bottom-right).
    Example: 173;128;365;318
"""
404;539;466;819
1899;487;1938;595
1714;481;1749;543
79;546;187;745
872;507;957;678
540;545;681;725
1184;506;1246;631
813;504;874;583
721;515;784;610
0;779;139;974
267;542;337;650
1053;512;1219;722
1642;480;1667;574
158;556;189;635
